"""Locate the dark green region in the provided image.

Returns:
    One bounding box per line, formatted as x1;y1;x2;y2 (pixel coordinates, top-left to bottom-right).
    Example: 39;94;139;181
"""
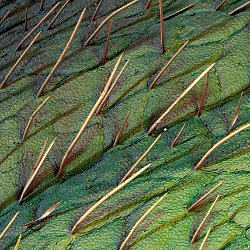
0;0;249;249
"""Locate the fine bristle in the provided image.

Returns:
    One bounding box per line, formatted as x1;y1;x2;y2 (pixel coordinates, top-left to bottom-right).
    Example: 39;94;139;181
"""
40;0;45;11
120;134;161;183
215;0;228;10
148;63;216;135
14;234;22;250
199;228;211;250
119;193;167;250
228;92;243;133
0;212;20;240
159;4;194;22
32;139;49;174
0;10;11;26
71;163;152;235
197;72;209;117
171;123;186;147
113;110;131;147
19;138;56;204
24;201;62;227
1;32;42;89
228;2;250;15
91;0;105;22
146;0;153;9
16;2;61;51
102;21;113;64
84;0;138;46
194;123;250;170
25;8;28;31
47;0;71;30
36;7;86;97
149;41;189;89
159;0;166;54
191;195;220;244
96;59;130;115
22;96;51;142
58;53;124;178
188;181;224;211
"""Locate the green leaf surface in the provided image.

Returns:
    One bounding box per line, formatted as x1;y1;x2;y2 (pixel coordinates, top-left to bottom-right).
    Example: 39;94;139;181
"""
0;0;249;249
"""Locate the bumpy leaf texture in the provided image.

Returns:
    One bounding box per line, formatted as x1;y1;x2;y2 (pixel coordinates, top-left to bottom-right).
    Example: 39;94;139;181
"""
0;0;249;249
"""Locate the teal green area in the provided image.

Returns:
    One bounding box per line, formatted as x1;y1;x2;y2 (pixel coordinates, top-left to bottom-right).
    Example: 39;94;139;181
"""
0;0;249;249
